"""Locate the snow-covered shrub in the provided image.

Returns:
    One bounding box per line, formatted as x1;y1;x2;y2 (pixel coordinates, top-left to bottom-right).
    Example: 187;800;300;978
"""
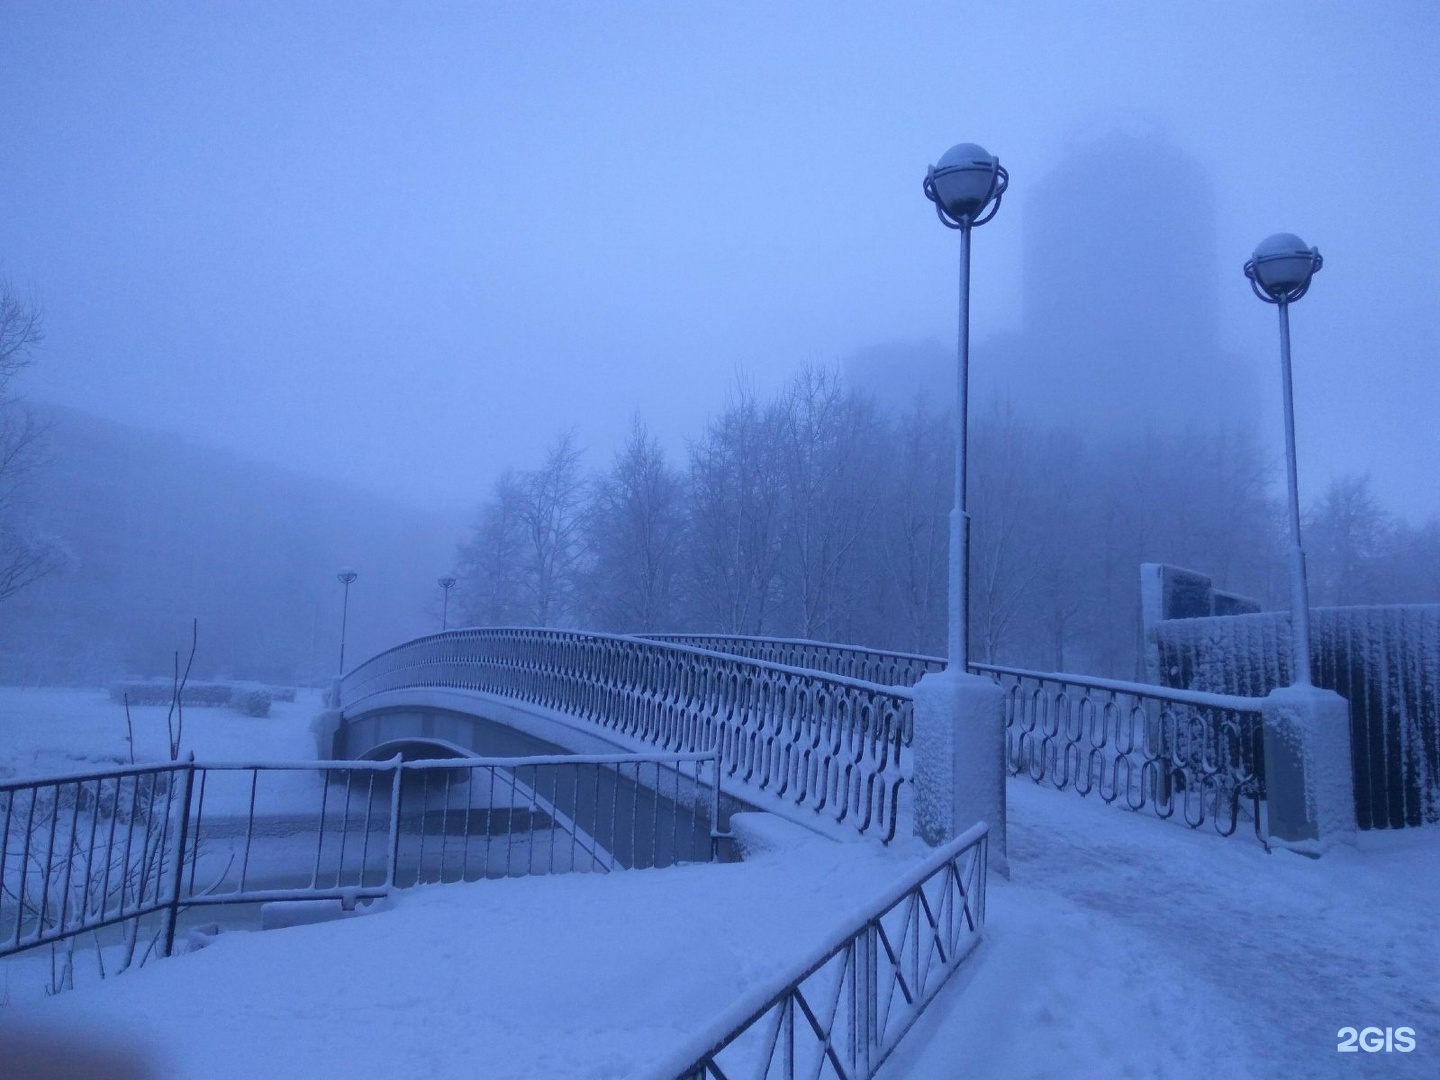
108;681;233;707
236;689;272;718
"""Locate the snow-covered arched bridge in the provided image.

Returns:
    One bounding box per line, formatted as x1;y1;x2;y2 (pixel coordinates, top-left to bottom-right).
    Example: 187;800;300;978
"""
333;629;925;841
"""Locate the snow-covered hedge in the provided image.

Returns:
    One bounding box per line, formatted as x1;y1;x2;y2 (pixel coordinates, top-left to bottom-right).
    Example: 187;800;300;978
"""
1151;604;1440;829
107;680;290;716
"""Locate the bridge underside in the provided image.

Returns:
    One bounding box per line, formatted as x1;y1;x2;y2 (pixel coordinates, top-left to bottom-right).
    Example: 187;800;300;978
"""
354;736;477;762
336;687;629;762
336;691;731;870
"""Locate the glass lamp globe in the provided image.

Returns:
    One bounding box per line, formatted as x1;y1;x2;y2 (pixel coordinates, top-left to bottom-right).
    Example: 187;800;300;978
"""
1249;233;1321;299
929;143;1000;220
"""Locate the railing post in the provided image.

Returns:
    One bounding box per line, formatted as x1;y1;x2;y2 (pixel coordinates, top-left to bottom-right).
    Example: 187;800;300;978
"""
709;750;723;860
385;754;404;890
161;755;196;959
856;921;878;1073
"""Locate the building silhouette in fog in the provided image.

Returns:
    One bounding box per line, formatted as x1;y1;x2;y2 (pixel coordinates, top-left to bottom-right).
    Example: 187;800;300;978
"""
996;131;1247;429
854;132;1253;429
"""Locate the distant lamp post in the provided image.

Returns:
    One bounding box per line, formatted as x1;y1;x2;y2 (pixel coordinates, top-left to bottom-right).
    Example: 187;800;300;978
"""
438;575;457;632
1245;233;1323;686
923;142;1008;672
336;569;358;675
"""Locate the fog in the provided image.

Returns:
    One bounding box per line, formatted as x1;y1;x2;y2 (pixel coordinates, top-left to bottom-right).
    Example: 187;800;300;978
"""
1;3;1437;681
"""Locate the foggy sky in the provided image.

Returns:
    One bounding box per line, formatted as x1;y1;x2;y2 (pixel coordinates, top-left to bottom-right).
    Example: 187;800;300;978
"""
2;1;1436;521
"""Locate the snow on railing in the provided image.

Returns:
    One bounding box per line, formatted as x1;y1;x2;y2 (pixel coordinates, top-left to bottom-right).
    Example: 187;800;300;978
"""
974;664;1268;846
1153;604;1440;829
641;633;944;689
0;751;719;976
649;821;988;1080
640;634;1272;845
0;761;195;969
340;629;913;842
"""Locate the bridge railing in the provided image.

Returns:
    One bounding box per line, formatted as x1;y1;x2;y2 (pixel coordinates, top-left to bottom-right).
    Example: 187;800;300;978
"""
341;629;913;842
641;634;944;689
649;821;988;1080
973;663;1268;845
1;750;719;970
637;635;1270;845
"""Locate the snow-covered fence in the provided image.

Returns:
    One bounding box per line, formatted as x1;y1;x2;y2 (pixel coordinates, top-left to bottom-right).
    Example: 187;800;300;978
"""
975;663;1269;845
650;821;988;1080
1;750;720;972
0;762;194;970
182;752;720;897
340;629;913;842
1151;605;1440;829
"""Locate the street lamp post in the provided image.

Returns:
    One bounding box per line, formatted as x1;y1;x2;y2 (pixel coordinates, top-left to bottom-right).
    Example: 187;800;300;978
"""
910;143;1010;867
438;575;457;632
336;569;358;675
1245;233;1323;686
923;143;1009;672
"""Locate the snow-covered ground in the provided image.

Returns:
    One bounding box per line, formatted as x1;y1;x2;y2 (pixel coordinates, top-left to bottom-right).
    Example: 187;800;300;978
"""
883;784;1440;1080
0;684;325;779
2;687;1437;1078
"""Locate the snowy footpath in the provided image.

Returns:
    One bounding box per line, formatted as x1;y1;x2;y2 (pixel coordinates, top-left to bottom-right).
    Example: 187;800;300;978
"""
2;687;1437;1078
883;784;1440;1080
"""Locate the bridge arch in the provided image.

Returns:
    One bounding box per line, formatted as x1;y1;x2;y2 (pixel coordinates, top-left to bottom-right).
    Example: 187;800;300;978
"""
354;736;474;762
333;628;914;842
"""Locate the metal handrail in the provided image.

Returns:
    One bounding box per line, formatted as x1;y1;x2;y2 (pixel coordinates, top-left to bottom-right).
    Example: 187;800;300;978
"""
969;662;1267;714
1;749;722;965
632;635;1271;845
983;666;1269;845
641;633;945;688
649;822;989;1080
643;633;1270;712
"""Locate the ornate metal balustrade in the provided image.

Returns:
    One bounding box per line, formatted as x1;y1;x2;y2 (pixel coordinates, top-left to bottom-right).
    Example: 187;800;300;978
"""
973;663;1269;845
1;750;718;972
643;634;943;689
340;630;913;841
650;822;988;1080
643;635;1272;845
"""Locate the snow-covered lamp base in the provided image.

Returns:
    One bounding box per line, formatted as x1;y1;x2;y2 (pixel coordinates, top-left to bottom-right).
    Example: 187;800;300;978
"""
912;669;1009;876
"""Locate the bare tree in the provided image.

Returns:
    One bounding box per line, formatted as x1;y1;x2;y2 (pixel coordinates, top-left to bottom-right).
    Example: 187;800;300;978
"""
1374;519;1440;603
773;367;881;640
879;400;951;654
455;470;530;625
579;416;684;631
455;433;587;627
0;277;59;603
682;386;787;634
516;431;587;625
1307;474;1391;606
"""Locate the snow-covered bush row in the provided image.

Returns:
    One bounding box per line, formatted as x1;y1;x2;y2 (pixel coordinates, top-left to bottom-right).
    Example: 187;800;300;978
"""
106;680;290;713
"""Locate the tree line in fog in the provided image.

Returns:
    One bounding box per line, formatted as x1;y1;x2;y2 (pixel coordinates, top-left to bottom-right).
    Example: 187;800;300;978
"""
453;366;1439;678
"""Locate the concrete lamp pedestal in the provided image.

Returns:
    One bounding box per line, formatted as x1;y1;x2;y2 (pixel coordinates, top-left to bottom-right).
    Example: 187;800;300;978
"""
912;669;1009;876
1260;684;1355;855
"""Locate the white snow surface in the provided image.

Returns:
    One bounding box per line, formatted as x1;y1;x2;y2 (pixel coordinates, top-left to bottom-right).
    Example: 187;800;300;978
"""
2;687;1438;1078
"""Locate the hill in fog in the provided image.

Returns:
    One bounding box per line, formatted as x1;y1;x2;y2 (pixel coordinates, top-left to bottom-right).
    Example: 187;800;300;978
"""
0;405;462;686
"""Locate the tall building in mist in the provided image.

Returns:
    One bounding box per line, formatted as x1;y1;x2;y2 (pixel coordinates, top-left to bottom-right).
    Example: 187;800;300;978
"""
993;132;1252;429
856;133;1254;432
